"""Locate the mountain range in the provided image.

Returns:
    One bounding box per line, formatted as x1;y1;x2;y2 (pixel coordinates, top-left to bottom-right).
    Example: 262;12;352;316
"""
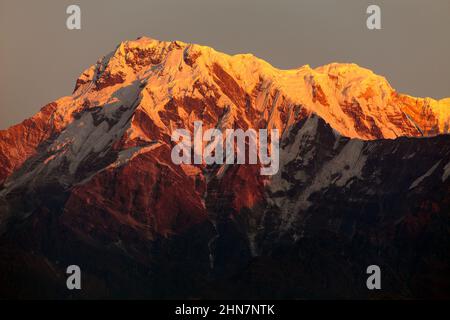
0;37;449;299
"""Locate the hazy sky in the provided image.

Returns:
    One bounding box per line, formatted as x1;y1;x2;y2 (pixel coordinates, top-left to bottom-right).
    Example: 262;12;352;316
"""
1;0;449;129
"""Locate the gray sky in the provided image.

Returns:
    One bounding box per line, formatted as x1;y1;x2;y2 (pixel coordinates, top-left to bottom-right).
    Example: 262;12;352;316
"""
1;0;449;129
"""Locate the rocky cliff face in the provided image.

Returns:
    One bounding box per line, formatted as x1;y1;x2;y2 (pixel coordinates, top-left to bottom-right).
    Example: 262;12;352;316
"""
206;116;450;298
0;37;449;299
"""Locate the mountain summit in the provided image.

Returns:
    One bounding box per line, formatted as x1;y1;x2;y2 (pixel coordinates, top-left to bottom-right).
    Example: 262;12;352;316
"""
1;37;449;185
0;37;449;299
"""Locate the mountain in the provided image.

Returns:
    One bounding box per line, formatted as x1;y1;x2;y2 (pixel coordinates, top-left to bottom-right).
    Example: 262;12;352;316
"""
0;37;449;299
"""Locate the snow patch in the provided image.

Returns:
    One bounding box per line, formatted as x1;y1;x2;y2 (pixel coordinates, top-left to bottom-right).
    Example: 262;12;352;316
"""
409;160;441;190
442;161;450;182
307;139;366;192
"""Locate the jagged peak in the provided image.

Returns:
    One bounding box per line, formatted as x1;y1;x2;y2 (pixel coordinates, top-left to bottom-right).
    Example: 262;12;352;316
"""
1;35;449;190
315;62;373;74
314;62;390;86
65;37;449;141
75;37;400;96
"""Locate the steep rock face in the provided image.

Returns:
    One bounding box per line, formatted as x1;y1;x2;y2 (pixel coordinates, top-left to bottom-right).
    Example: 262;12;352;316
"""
62;144;208;243
0;37;449;298
203;116;450;298
395;95;450;135
0;102;58;184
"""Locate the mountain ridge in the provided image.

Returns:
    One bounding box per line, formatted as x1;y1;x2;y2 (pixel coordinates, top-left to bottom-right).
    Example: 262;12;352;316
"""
0;37;449;299
1;36;449;187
